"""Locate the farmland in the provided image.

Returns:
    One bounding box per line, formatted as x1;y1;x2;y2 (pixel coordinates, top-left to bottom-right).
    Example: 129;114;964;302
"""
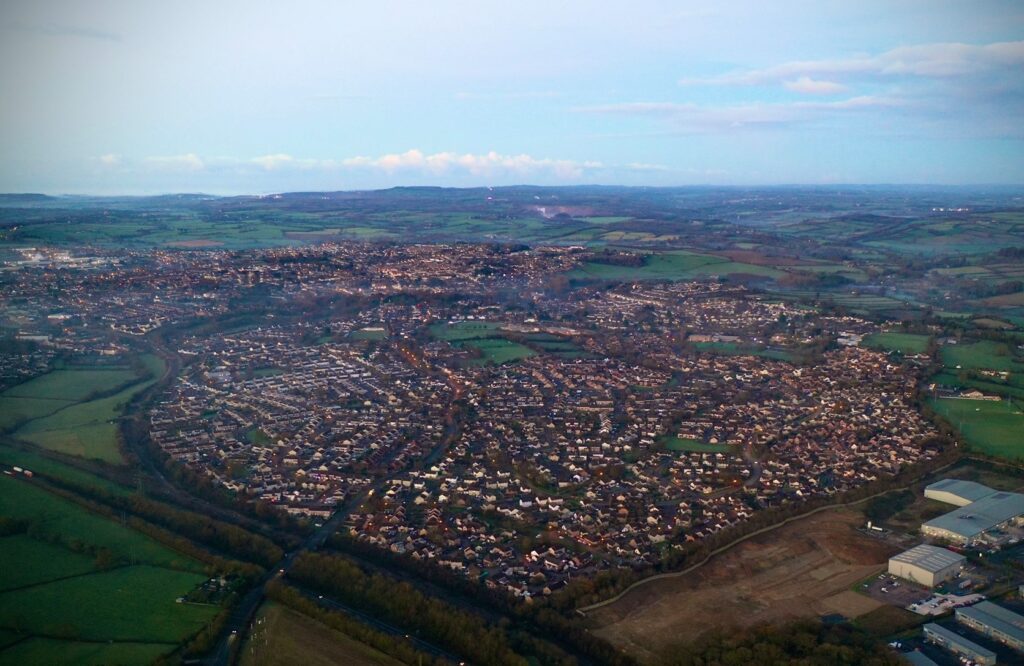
240;603;403;666
929;397;1024;460
5;355;165;464
862;332;932;355
0;366;139;432
587;509;896;663
569;250;783;282
940;340;1024;372
0;476;216;665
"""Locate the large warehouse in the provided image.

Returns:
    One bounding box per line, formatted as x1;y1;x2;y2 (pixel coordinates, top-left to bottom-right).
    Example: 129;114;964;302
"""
925;479;999;507
957;600;1024;653
922;489;1024;545
888;543;965;587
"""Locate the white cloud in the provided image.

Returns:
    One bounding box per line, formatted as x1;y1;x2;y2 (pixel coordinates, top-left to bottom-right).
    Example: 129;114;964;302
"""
97;153;120;166
342;149;602;179
679;40;1024;87
250;154;296;170
577;96;901;131
783;76;847;95
144;153;204;171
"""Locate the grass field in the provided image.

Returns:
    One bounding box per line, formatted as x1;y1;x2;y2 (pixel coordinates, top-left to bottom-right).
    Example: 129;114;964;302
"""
569;251;783;282
0;366;140;432
0;535;98;592
0;445;134;496
240;603;402;666
929;397;1024;460
940;340;1024;372
458;338;535;365
0;638;173;666
930;371;1024;400
430;321;537;365
10;355;165;464
429;320;500;341
862;332;932;355
0;475;216;665
349;328;387;341
662;437;731;453
690;341;797;362
0;565;215;643
0;476;200;570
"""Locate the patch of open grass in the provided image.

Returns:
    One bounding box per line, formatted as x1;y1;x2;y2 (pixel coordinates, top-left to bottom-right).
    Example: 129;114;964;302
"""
240;602;402;666
662;437;731;453
930;396;1024;460
862;332;932;355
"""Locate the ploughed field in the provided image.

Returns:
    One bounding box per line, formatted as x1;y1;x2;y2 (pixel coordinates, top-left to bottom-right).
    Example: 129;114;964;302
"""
586;509;897;663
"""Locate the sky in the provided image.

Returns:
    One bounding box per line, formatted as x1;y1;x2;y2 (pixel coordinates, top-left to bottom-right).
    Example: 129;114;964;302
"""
1;0;1023;194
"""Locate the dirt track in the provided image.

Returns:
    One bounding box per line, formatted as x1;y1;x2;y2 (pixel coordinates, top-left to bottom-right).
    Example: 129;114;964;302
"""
587;509;897;663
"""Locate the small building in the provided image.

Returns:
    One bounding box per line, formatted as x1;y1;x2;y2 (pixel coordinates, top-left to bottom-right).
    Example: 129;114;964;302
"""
901;651;939;666
923;623;996;666
888;544;965;587
925;479;997;507
922;490;1024;545
956;600;1024;653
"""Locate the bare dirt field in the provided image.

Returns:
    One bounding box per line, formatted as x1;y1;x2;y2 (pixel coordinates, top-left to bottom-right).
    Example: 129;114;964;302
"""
587;509;899;663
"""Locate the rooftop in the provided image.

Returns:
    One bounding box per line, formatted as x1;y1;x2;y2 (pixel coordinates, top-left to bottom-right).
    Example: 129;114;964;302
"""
890;543;965;573
925;479;997;505
924;490;1024;540
923;623;996;660
957;600;1024;643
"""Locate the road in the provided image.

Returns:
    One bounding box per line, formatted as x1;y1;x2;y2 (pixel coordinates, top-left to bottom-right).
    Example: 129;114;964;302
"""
198;340;469;665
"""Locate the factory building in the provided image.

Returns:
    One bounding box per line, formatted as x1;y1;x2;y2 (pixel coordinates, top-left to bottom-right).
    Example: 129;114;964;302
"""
956;600;1024;653
923;623;996;666
922;487;1024;546
888;544;965;587
925;479;999;507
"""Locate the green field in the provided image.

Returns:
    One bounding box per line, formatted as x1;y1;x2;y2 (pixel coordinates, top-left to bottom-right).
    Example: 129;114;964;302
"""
0;535;98;592
0;366;142;432
458;338;535;365
0;476;216;665
569;251;783;281
941;340;1024;372
862;332;932;355
0;476;198;570
0;638;172;666
0;565;215;642
349;328;387;341
0;446;134;496
2;368;138;402
930;397;1024;459
662;437;732;453
931;371;1024;400
10;355;165;464
690;341;797;362
429;320;500;341
241;602;402;666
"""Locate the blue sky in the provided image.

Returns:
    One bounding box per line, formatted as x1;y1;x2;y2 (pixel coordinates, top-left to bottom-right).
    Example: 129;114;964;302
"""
1;0;1022;193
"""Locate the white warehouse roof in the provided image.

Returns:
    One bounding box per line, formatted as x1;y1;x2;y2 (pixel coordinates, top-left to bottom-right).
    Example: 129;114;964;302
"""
890;543;965;573
926;479;997;505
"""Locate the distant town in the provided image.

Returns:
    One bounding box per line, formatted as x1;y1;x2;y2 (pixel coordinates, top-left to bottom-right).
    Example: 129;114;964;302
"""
2;187;1024;665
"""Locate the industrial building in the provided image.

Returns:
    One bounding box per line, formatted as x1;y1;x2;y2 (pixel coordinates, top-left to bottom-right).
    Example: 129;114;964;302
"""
901;651;939;666
956;600;1024;653
925;479;999;507
923;623;996;666
888;544;965;587
922;486;1024;546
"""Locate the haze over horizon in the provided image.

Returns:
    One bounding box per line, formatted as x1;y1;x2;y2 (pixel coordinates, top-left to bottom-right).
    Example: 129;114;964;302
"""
2;0;1023;194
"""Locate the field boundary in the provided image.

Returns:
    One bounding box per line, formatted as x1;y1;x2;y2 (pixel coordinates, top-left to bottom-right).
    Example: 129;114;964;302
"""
577;459;957;615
